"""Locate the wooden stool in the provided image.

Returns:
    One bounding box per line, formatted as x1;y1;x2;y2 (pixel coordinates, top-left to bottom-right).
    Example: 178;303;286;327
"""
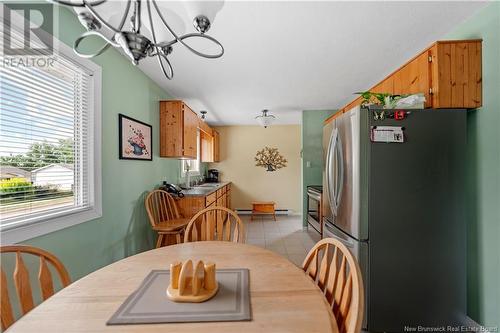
251;201;276;221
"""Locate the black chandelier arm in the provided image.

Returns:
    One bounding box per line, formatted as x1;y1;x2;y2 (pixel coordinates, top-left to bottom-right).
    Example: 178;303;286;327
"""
146;0;173;79
49;0;107;8
151;0;224;59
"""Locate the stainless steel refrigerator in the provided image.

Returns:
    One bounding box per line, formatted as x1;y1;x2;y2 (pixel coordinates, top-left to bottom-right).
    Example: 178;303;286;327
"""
323;106;467;332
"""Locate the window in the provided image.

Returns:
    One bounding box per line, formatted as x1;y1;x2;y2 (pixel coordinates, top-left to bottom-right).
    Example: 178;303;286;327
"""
181;130;201;176
0;11;101;243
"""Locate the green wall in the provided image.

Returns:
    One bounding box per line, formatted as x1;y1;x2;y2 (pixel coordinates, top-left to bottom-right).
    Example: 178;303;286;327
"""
301;110;336;226
19;7;184;281
444;3;500;327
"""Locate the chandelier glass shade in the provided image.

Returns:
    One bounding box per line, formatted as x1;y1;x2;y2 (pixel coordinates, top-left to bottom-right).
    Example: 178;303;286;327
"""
256;110;276;128
51;0;224;80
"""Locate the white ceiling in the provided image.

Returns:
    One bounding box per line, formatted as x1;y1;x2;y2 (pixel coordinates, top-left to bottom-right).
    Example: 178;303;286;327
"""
83;1;488;125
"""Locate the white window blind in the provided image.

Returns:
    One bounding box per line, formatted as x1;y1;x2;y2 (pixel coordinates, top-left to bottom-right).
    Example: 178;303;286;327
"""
0;25;95;231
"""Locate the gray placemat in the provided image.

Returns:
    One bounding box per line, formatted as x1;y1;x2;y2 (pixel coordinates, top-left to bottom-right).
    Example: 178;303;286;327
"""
107;269;251;325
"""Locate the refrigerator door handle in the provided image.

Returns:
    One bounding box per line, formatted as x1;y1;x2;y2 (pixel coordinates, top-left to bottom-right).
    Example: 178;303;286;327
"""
326;128;338;217
334;133;345;212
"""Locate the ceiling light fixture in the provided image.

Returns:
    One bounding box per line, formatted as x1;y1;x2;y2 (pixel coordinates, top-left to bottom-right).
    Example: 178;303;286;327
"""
200;110;207;120
256;110;275;128
51;0;224;80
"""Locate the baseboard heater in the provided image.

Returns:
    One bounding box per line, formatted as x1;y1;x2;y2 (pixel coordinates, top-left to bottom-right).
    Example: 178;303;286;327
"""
235;209;292;215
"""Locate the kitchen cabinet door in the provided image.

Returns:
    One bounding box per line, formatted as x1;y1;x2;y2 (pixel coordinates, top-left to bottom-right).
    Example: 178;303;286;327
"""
393;50;432;107
200;131;214;162
160;101;183;157
430;41;482;108
160;101;199;159
183;105;198;159
176;196;205;219
212;130;220;162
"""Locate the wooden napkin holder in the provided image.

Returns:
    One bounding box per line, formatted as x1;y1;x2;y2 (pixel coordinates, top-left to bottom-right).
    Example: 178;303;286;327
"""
166;260;218;303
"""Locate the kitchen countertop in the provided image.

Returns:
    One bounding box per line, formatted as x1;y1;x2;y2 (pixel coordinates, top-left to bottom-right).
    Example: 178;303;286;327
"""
180;182;231;197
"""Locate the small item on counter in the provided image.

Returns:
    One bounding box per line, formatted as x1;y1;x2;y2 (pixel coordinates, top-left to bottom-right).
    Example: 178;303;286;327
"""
161;182;184;197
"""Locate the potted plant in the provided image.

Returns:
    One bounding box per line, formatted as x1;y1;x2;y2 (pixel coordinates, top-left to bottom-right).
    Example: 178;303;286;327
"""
355;91;409;120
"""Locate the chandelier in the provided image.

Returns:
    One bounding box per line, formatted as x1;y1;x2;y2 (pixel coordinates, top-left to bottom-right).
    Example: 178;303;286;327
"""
256;110;276;128
51;0;224;79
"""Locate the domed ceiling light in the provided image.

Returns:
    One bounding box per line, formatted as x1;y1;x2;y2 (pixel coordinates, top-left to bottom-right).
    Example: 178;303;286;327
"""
51;0;224;80
256;110;276;128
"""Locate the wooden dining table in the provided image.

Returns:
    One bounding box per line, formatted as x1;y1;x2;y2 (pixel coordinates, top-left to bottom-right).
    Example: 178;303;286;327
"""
7;242;338;333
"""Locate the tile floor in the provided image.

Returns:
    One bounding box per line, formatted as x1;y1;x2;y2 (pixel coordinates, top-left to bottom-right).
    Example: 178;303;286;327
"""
241;214;322;267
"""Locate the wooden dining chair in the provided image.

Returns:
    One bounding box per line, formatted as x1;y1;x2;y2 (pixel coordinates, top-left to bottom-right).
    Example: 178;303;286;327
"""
145;190;190;248
184;206;245;243
0;245;71;331
302;238;364;333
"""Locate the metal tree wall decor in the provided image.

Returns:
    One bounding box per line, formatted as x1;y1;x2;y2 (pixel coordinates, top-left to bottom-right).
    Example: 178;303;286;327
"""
255;147;288;172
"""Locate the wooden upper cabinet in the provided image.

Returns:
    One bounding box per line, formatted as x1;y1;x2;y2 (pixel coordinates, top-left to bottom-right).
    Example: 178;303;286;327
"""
200;127;220;163
199;118;219;163
160;100;198;159
200;131;214;162
392;50;432;107
183;106;198;158
212;130;220;162
160;100;223;161
430;40;482;108
326;39;482;124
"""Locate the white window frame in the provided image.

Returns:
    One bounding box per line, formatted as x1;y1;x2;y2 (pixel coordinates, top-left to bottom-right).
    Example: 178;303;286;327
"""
181;129;201;177
0;9;102;244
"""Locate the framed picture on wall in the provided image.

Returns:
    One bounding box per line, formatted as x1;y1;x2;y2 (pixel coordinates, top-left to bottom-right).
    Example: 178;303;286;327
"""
118;114;153;161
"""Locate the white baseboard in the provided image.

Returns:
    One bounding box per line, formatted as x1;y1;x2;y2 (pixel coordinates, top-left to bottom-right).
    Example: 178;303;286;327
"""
235;209;294;215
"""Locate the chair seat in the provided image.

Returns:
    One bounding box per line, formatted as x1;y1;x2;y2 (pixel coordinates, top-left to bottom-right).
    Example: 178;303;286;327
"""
153;218;190;232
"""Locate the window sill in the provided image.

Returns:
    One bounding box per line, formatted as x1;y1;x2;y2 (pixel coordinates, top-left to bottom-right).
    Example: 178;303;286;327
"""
0;206;102;244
